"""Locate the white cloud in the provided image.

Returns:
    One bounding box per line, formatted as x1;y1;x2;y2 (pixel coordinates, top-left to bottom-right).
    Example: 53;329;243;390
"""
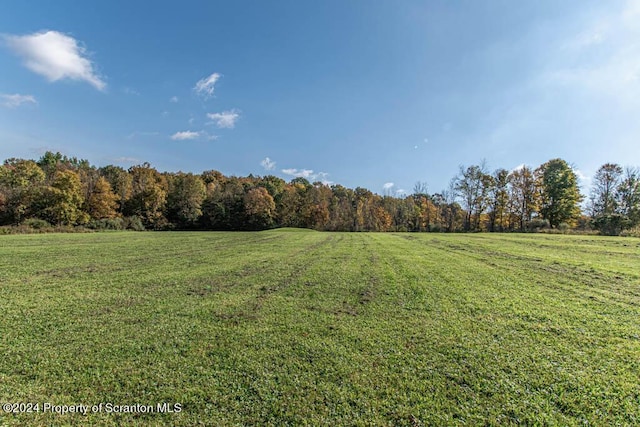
282;168;315;179
194;72;221;99
573;168;591;187
1;93;37;108
207;109;240;128
281;168;332;184
170;96;178;103
396;189;408;196
315;172;333;185
4;30;106;91
261;157;276;171
171;130;200;140
511;163;526;172
382;182;395;195
170;130;216;141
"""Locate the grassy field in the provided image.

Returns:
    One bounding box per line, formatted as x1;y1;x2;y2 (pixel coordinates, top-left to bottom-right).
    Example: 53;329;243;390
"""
0;230;639;426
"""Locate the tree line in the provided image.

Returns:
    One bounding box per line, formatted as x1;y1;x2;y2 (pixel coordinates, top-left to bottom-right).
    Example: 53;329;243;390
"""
0;152;638;235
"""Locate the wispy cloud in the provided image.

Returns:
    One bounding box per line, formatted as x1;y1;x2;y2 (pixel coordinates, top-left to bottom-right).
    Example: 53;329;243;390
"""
315;172;333;185
171;130;200;140
573;168;591;189
112;156;140;164
194;72;221;99
261;157;276;171
30;146;59;155
1;93;37;108
126;131;159;139
4;30;106;91
170;130;216;141
170;96;178;103
542;1;640;106
123;87;139;96
207;109;240;128
478;0;640;168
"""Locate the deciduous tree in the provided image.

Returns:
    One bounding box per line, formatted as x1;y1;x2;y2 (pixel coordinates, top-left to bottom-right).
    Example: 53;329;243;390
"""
39;169;88;225
244;186;276;230
537;159;582;228
87;176;120;219
488;168;510;232
0;159;46;224
124;163;168;229
589;163;622;217
509;165;538;231
454;163;492;231
616;167;640;228
167;173;206;227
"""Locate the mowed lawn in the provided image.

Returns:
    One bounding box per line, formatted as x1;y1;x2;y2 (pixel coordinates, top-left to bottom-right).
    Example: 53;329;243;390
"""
0;230;639;426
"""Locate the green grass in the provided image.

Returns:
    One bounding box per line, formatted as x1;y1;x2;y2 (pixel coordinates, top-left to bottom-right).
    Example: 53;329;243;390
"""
0;230;639;426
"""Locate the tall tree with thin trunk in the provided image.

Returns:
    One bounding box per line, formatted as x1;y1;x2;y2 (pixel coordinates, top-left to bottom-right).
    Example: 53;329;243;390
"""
488;168;510;232
454;162;492;231
589;163;623;217
509;166;538;231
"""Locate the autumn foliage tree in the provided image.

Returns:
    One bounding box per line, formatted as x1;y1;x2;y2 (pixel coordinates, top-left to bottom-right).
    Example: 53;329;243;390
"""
39;170;88;225
0;159;46;224
87;177;119;219
244;186;276;230
3;151;640;235
124;163;168;229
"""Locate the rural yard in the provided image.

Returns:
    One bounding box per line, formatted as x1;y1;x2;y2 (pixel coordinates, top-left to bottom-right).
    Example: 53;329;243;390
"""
3;1;640;425
1;230;639;425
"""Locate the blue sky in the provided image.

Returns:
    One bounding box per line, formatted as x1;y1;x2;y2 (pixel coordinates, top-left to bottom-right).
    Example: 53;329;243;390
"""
1;1;639;195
